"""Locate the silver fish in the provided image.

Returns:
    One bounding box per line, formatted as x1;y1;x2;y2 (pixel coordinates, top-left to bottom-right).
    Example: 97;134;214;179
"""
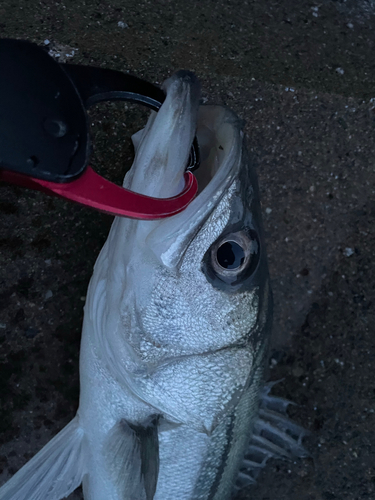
0;71;305;500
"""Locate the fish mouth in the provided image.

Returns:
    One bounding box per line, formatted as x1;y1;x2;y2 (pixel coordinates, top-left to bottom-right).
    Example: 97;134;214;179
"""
146;103;244;268
119;72;244;269
195;105;241;194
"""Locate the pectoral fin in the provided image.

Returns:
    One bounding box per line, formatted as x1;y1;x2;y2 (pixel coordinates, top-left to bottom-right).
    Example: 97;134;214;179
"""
104;416;159;500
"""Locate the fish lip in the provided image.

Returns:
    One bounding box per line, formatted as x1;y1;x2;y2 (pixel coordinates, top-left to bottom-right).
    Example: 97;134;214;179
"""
190;104;244;203
126;70;201;200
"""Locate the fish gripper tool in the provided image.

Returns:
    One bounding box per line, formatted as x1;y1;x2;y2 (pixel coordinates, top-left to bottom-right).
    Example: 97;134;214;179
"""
0;38;199;219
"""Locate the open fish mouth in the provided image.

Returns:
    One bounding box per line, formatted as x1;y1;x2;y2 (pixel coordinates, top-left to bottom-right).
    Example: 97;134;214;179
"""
145;108;243;269
124;70;242;202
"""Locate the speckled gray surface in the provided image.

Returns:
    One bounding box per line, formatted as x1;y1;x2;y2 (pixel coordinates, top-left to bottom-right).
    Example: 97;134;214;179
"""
0;1;375;499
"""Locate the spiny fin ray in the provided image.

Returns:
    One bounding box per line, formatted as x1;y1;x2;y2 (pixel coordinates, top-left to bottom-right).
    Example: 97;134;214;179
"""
236;383;310;489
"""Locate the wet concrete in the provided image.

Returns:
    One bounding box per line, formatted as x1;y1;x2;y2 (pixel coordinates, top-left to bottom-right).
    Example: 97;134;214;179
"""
0;0;375;498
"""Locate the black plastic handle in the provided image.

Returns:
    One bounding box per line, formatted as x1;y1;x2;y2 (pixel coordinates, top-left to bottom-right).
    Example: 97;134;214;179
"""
0;39;199;184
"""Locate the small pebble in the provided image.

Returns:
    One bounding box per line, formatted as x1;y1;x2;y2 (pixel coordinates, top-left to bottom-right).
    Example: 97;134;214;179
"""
344;247;354;257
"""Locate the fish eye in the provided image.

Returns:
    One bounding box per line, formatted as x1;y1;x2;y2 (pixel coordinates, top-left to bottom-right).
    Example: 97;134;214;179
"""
216;241;245;270
210;229;260;283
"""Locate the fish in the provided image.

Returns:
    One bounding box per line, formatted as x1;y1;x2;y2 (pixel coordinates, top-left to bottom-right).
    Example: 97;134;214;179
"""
0;71;307;500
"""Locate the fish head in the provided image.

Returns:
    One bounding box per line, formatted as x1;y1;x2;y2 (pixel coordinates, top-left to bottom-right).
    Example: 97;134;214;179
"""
88;71;272;426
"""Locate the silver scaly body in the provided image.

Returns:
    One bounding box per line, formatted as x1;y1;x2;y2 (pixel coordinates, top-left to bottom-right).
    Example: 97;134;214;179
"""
0;72;304;500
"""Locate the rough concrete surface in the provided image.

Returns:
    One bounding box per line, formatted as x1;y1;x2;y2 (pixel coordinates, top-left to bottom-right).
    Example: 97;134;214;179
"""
0;0;374;499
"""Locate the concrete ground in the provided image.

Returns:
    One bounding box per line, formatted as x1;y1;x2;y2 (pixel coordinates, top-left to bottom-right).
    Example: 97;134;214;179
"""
0;0;375;498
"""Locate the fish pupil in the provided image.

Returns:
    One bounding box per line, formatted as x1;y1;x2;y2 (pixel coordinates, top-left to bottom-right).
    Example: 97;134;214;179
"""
217;241;245;270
